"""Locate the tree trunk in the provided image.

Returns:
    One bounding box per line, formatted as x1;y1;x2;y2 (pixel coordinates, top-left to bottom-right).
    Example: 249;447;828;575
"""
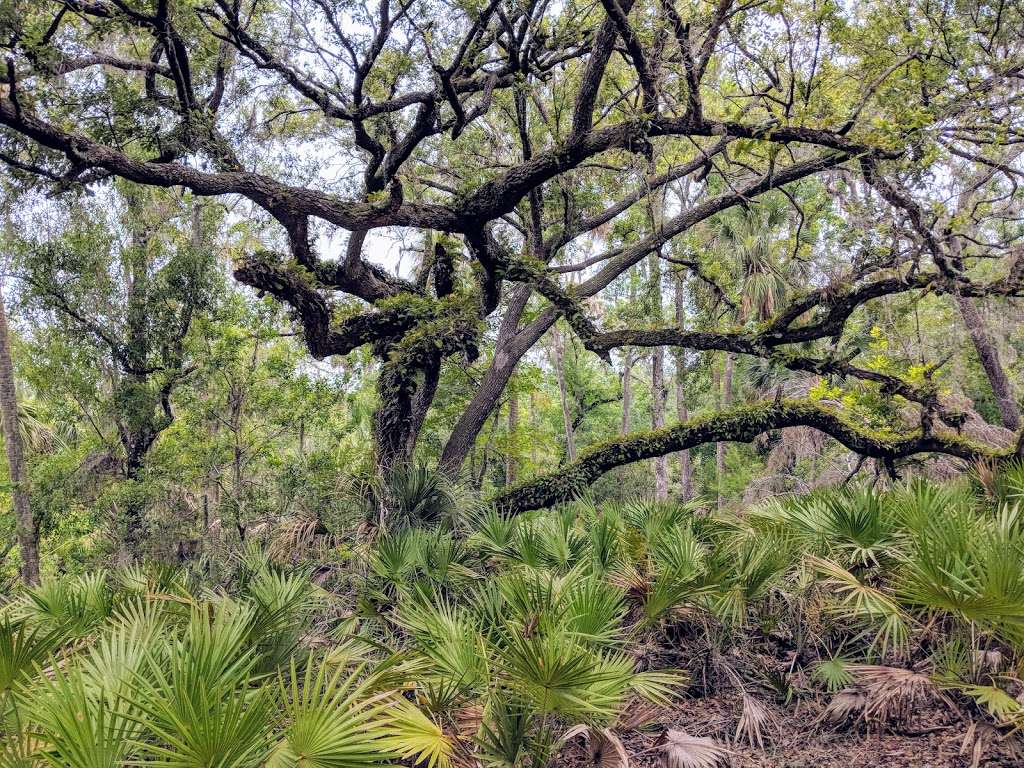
649;253;667;499
621;349;633;435
652;347;668;499
505;378;519;486
477;408;500;489
674;274;692;500
716;352;734;511
439;289;543;475
0;289;39;584
552;325;577;462
956;295;1021;432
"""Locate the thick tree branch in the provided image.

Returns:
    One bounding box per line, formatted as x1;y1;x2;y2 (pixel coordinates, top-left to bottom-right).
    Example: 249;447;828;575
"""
492;399;1010;514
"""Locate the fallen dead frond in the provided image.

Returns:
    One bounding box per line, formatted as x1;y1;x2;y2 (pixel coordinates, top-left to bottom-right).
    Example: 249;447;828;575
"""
658;729;732;768
734;693;777;748
562;724;630;768
617;700;665;731
853;665;948;727
819;688;866;727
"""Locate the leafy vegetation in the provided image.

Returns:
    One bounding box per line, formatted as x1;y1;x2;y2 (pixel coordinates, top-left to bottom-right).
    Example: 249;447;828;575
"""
0;0;1023;764
2;472;1024;766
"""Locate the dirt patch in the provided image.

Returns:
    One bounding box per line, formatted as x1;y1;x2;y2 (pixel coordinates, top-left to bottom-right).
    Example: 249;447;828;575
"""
558;692;1021;767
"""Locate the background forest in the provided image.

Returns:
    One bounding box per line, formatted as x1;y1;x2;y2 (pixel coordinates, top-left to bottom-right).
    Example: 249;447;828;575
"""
0;0;1023;765
1;180;1021;578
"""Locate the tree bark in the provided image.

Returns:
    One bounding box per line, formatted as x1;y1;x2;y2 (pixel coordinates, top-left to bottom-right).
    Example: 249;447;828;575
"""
0;289;39;584
505;376;519;486
492;398;1007;516
716;352;734;510
674;274;692;500
956;295;1021;432
621;349;633;435
649;252;668;499
552;325;577;462
652;346;668;499
439;289;542;475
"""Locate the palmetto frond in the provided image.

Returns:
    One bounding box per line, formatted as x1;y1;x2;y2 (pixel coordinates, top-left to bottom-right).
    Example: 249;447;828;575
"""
270;658;396;768
377;698;454;768
806;556;911;656
895;501;1024;644
712;199;791;322
127;604;276;768
851;665;948;727
30;666;142;768
658;729;731;768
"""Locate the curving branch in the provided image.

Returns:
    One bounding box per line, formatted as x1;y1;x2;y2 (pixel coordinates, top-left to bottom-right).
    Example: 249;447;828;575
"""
492;399;1015;515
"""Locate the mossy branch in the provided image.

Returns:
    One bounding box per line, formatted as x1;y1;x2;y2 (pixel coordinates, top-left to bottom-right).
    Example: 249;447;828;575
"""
491;398;1011;515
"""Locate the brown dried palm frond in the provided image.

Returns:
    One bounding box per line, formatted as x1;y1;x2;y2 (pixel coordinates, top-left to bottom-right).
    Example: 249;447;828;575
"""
734;693;777;748
453;704;483;739
562;724;630;768
818;688;866;727
972;457;1002;498
606;561;652;600
853;665;948;726
959;721;1013;768
616;700;666;731
658;729;732;768
267;514;331;561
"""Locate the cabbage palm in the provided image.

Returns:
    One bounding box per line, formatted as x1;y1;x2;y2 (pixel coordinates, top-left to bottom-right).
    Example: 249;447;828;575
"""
712;198;791;324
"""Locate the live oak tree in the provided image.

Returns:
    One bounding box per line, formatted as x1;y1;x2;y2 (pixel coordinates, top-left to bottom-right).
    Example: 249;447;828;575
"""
11;185;217;554
0;0;1022;516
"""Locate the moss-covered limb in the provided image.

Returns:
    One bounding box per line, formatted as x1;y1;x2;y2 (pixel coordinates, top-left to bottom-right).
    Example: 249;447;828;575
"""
491;399;1005;515
233;254;338;358
235;255;416;358
235;255;477;360
505;258;605;355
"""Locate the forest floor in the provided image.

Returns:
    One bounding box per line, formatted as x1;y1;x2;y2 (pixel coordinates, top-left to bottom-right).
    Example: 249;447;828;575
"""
558;689;1021;767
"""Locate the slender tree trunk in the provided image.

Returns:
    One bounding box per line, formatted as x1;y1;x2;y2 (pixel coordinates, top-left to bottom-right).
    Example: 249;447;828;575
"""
716;353;734;511
505;377;519;486
552;325;577;462
229;384;247;542
650;254;667;499
674;275;692;500
956;295;1021;432
439;289;542;475
0;290;38;584
621;349;633;435
477;408;500;489
652;348;668;499
529;391;538;466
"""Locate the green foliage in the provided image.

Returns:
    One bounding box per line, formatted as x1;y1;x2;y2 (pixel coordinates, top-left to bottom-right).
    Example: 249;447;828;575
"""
0;559;446;768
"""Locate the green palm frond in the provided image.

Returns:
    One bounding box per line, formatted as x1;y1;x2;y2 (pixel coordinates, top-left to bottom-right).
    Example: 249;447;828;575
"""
0;618;59;700
896;502;1024;644
270;658;396;768
127;604;276;768
31;666;142;768
806;556;911;656
377;698;453;768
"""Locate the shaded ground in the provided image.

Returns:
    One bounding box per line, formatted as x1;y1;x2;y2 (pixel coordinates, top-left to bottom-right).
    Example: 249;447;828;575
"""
559;691;1021;767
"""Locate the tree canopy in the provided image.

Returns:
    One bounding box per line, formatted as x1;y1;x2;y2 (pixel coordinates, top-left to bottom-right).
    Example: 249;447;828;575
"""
0;0;1022;524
